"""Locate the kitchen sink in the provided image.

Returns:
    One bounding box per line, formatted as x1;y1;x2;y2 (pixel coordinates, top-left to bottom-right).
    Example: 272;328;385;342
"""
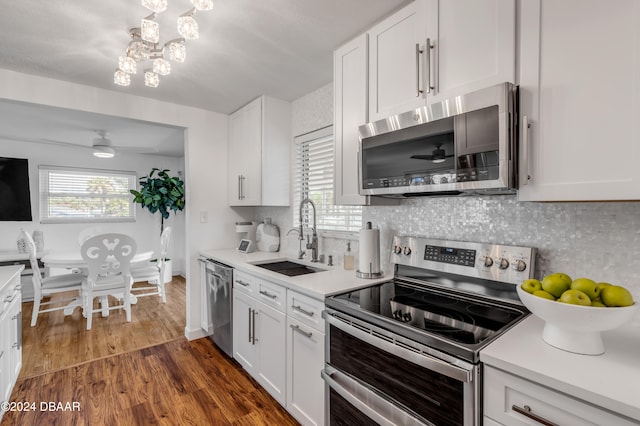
254;260;326;277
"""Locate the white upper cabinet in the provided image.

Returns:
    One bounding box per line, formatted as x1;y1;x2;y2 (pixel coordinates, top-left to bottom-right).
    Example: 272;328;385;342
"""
228;96;291;206
334;33;369;205
368;0;428;121
367;0;515;121
518;0;640;201
425;0;516;103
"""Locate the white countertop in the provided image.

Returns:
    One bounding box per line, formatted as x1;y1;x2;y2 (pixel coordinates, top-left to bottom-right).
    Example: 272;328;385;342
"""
0;265;25;287
199;248;392;300
481;315;640;421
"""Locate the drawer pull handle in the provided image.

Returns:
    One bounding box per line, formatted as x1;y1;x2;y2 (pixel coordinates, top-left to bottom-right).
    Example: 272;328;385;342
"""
290;324;312;338
291;304;314;317
236;280;250;287
512;404;558;426
259;290;277;299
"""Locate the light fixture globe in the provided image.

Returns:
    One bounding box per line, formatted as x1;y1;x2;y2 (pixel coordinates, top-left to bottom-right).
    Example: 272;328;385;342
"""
153;58;171;76
142;0;168;13
167;39;186;62
93;145;116;158
177;11;199;40
144;70;160;87
141;15;160;43
113;69;131;86
191;0;213;11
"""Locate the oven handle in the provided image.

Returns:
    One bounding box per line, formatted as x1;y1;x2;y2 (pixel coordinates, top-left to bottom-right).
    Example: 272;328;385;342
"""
325;312;471;383
322;366;432;426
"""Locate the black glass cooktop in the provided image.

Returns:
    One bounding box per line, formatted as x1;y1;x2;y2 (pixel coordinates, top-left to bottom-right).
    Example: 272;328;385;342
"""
327;280;525;346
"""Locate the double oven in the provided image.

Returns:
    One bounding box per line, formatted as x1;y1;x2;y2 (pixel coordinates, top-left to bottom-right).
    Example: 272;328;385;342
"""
323;236;536;425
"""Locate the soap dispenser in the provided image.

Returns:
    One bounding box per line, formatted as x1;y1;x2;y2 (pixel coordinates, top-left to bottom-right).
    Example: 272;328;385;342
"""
343;242;355;270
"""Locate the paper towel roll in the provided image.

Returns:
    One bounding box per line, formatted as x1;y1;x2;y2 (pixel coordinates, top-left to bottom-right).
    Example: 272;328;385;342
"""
357;224;382;278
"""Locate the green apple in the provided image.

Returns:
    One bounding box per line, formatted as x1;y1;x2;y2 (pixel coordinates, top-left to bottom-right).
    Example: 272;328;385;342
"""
570;277;600;300
591;299;607;308
541;273;572;298
558;289;591;306
596;282;613;294
600;285;635;307
532;290;556;300
521;279;542;294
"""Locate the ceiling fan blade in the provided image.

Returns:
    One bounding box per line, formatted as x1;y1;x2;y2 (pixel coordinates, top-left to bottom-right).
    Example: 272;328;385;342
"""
410;154;435;160
113;145;160;154
41;138;93;149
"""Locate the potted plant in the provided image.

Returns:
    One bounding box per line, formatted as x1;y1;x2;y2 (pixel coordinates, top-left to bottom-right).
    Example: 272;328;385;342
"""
130;168;185;281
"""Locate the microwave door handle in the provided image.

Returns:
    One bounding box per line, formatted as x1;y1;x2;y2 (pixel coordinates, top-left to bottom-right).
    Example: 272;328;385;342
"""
522;115;531;185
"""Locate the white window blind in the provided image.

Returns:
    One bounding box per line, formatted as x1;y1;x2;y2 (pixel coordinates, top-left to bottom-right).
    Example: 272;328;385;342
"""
39;165;136;223
293;126;362;232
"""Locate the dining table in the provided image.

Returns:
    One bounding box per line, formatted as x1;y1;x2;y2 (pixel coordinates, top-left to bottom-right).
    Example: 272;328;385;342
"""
41;250;154;316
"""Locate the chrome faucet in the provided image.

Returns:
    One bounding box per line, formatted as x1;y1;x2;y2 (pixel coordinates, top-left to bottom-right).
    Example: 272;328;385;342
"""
298;197;319;262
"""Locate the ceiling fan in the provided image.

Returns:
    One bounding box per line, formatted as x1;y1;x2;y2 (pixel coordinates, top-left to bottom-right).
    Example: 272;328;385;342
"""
410;144;454;163
41;130;159;158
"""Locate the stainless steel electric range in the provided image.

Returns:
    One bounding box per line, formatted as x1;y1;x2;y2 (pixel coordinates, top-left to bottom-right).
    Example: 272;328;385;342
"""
323;236;536;426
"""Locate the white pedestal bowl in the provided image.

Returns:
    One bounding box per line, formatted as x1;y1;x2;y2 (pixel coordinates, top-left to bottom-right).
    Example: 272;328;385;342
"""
516;285;638;355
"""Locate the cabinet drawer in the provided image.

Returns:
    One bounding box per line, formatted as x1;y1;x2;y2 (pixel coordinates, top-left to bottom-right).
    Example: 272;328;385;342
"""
255;278;286;313
484;366;637;426
234;270;256;296
287;290;325;332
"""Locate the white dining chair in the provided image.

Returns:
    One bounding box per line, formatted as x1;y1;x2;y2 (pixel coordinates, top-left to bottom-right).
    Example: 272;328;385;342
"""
22;229;85;327
81;233;137;330
131;226;172;303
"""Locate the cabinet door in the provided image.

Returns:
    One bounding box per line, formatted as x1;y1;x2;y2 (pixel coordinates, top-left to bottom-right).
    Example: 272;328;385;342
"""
518;0;640;201
8;297;21;383
0;306;9;406
368;0;428;121
334;33;369;205
286;317;325;426
232;291;257;373
228;98;262;206
425;0;515;103
255;301;286;405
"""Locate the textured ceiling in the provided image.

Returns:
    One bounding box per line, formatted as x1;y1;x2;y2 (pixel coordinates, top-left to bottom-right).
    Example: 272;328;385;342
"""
0;0;407;156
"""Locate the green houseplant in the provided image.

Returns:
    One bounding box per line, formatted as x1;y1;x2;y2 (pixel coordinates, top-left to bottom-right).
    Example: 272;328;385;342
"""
130;168;185;234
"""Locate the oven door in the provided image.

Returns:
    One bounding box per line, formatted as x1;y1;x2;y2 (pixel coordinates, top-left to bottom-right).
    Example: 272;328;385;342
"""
323;309;480;426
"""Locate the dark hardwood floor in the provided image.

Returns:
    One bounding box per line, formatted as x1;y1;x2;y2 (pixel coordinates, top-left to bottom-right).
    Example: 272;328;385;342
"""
3;277;298;425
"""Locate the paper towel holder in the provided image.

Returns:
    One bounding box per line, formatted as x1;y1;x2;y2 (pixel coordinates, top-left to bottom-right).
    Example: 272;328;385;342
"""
356;222;384;279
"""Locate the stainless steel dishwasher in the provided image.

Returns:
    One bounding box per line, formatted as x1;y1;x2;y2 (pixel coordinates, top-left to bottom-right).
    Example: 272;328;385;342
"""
204;259;233;358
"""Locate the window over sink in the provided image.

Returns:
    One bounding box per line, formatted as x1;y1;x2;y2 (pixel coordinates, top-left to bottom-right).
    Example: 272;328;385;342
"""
39;165;136;223
293;126;362;232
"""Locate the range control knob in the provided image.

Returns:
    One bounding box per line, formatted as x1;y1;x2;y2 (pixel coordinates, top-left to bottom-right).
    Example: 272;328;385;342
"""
496;258;510;270
403;246;412;256
511;259;527;272
393;245;402;255
479;256;493;267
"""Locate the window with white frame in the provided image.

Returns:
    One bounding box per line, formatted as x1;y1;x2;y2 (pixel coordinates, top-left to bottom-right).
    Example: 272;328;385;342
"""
39;165;136;223
293;126;362;232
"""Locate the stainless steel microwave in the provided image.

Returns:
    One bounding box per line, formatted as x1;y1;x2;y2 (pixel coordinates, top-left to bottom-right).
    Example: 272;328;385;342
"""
359;82;518;197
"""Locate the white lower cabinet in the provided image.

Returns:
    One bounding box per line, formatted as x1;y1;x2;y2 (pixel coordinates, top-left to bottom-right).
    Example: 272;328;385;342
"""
286;290;325;426
484;365;637;426
232;272;326;425
232;286;286;405
0;266;23;423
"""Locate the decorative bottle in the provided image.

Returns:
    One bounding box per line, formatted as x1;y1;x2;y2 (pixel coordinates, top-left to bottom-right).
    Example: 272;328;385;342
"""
343;242;355;270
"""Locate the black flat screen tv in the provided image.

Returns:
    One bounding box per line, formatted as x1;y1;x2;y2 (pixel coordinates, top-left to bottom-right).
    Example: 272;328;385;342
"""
0;156;33;221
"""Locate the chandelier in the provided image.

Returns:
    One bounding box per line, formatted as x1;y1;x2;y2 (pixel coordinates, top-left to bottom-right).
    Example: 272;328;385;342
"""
114;0;214;88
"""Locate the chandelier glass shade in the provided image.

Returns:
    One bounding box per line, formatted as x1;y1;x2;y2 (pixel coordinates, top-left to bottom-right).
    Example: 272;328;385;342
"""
113;0;212;88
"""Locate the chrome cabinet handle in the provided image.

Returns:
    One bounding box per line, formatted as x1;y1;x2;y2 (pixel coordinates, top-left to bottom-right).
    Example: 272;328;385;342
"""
238;175;242;200
522;115;532;185
259;290;277;300
512;404;558;426
240;175;246;200
415;43;423;97
252;309;258;344
291;304;314;317
235;279;250;287
290;324;312;338
248;307;252;343
425;38;435;94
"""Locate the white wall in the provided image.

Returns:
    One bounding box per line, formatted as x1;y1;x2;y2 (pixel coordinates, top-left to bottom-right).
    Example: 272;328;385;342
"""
0;69;245;339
